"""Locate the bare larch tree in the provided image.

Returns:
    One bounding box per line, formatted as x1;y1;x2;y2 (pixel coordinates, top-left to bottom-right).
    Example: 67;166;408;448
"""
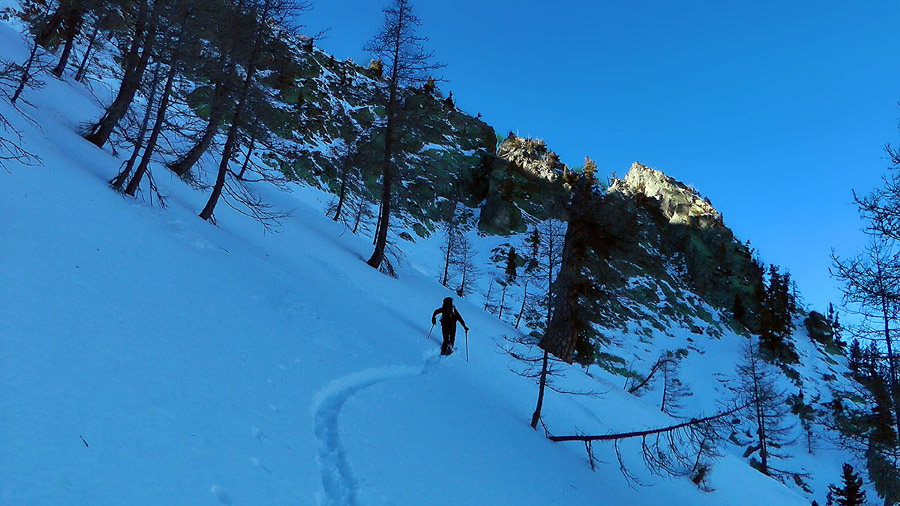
363;0;442;271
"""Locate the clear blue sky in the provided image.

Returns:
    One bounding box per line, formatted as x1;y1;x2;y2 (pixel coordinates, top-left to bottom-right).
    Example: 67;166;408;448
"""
303;0;900;315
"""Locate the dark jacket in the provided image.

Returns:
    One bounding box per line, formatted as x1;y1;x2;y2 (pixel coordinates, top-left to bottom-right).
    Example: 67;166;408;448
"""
432;306;467;330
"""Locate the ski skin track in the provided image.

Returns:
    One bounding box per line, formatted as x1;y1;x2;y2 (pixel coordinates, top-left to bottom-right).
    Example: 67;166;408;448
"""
312;350;441;506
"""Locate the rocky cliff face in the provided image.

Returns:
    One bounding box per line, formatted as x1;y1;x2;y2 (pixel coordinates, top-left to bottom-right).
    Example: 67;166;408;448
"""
265;47;755;326
240;48;496;238
495;135;564;182
547;161;764;340
473;134;569;235
609;162;722;229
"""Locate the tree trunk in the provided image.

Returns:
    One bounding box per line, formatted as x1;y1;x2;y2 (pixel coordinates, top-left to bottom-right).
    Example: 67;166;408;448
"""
441;229;453;286
199;119;239;222
539;187;590;364
548;403;747;442
199;57;257;221
757;403;768;474
125;57;178;196
75;22;100;82
51;7;82;78
499;283;507;319
457;249;468;296
35;6;64;47
367;23;403;270
236;133;255;180
515;280;528;329
168;80;228;177
10;39;40;104
880;294;900;440
84;0;161;148
483;279;494;312
333;164;349;221
546;228;556;327
372;200;383;245
352;195;366;234
110;65;161;190
367;139;391;268
749;347;769;475
531;350;549;429
661;367;669;413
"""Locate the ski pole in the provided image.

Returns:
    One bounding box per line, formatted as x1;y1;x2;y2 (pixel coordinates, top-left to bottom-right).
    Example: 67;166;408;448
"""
427;323;435;341
465;328;469;362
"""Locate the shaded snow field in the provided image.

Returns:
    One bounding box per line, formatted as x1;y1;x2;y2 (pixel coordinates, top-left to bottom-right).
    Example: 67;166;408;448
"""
0;11;853;506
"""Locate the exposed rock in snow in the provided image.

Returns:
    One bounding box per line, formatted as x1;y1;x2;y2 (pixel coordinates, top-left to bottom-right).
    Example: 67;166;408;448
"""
610;162;723;228
496;134;564;182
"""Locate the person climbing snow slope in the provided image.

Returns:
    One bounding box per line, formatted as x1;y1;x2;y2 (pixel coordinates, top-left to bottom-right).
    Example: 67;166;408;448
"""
431;297;468;356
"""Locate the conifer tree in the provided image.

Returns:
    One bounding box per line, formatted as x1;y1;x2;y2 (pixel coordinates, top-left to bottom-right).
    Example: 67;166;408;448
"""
759;265;798;363
583;155;596;181
530;174;597;428
122;0;200;197
74;6;107;81
438;204;473;288
514;227;541;329
84;0;166;148
866;443;900;506
440;220;460;287
532;218;566;331
199;0;310;224
453;234;478;297
736;338;794;476
364;0;443;271
833;238;900;441
539;175;599;364
733;294;747;325
660;356;690;416
828;463;867;506
330;133;368;224
833;128;900;500
849;339;863;374
50;0;83;78
505;246;518;284
164;0;239;178
3;0;57;105
484;245;518;319
108;63;162;191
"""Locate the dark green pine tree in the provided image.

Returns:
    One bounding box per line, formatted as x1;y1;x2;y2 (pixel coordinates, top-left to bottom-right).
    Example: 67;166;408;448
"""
866;444;900;506
864;342;881;377
531;166;610;428
828;463;867;506
539;175;600;364
524;227;540;273
867;372;898;448
505;246;518;284
513;230;540;329
732;294;747;325
848;339;863;374
758;267;778;348
759;265;798;362
860;364;900;505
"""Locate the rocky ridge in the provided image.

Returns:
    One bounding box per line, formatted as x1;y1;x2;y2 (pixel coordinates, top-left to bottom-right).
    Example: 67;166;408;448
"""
495;134;564;182
610;162;723;228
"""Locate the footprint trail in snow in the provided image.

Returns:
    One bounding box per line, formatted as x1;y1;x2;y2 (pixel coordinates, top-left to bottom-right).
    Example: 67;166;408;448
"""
312;351;441;506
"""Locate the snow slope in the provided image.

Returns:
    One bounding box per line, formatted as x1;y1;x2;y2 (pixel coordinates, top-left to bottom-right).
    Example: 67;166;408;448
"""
0;16;847;506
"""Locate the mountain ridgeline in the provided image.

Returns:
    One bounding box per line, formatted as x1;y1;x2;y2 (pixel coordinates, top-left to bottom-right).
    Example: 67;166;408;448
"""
4;0;871;501
244;43;775;341
272;58;762;321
